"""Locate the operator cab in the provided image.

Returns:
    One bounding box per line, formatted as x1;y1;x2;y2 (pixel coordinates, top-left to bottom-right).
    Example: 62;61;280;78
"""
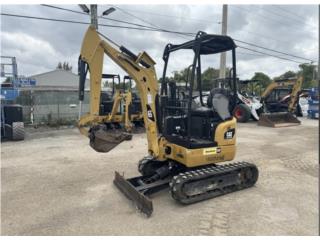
123;75;142;115
99;74;120;115
160;31;238;149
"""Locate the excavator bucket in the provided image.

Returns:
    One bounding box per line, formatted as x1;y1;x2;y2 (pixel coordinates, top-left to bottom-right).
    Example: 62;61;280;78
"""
258;112;301;128
89;127;132;152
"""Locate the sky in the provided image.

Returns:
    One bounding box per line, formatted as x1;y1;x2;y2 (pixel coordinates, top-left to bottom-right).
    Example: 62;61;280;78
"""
0;4;318;81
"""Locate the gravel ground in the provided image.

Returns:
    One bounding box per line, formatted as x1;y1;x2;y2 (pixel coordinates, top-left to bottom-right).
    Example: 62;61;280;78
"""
1;118;318;235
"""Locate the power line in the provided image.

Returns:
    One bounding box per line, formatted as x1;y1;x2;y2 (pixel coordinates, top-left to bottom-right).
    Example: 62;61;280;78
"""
228;25;292;45
111;5;193;40
108;5;293;44
101;8;315;64
0;12;195;36
42;4;314;50
238;46;305;64
231;5;317;40
47;4;288;45
1;12;314;64
41;4;166;31
113;5;164;30
41;4;88;16
1;13;90;25
106;4;295;45
110;5;314;50
249;5;310;27
237;51;266;57
112;5;287;44
274;5;311;23
234;38;315;62
232;5;292;26
109;6;216;24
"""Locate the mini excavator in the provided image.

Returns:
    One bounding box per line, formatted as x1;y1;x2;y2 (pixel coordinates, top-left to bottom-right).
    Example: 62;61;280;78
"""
258;76;304;127
121;75;144;127
78;71;134;152
78;26;259;216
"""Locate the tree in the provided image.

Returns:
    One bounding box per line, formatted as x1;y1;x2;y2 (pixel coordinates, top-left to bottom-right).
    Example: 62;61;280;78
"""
158;76;172;83
57;62;62;69
298;63;317;88
159;67;228;91
3;77;12;83
274;71;297;81
56;61;72;71
251;72;272;93
172;68;189;83
201;67;220;91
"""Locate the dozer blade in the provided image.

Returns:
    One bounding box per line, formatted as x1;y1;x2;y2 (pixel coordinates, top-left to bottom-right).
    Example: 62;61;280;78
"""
113;171;153;217
89;128;132;153
258;112;301;128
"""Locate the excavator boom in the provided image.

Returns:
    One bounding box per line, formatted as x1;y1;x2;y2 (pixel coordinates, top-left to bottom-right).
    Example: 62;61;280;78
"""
78;26;160;155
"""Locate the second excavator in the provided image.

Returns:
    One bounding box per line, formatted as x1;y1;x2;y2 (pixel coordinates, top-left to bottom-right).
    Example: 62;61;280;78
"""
258;76;304;127
78;26;259;217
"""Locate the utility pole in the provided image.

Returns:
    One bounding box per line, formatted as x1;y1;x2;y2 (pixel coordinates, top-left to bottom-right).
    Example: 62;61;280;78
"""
77;4;116;120
219;4;228;80
79;5;115;30
90;4;98;29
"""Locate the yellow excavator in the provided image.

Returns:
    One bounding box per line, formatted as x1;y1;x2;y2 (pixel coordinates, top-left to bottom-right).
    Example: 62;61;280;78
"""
79;73;138;151
121;75;144;128
78;73;144;150
78;26;258;216
258;76;304;127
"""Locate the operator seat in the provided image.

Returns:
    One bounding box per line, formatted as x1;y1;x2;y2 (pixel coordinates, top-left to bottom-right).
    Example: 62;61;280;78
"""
130;92;142;114
164;89;232;149
99;91;114;115
207;88;233;120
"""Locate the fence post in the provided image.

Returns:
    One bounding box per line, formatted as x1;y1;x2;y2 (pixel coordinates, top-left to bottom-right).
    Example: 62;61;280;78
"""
57;94;60;125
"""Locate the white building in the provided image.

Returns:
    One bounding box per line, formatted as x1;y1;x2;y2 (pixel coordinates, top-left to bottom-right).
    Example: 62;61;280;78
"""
28;69;89;90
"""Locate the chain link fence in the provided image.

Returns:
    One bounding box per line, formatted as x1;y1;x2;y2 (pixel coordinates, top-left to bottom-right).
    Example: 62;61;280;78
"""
15;89;89;126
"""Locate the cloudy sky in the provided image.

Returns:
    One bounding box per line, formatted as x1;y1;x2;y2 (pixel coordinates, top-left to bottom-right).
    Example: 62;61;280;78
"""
0;4;318;81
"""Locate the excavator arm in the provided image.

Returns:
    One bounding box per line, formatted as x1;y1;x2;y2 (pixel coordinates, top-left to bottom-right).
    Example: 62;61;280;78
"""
261;79;296;101
78;26;160;156
287;76;303;113
123;91;133;132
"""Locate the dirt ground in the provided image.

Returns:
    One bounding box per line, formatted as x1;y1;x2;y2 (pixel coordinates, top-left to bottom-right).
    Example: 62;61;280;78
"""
1;118;319;235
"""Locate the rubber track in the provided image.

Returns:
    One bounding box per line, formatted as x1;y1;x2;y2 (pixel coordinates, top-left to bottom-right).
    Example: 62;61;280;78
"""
170;161;258;204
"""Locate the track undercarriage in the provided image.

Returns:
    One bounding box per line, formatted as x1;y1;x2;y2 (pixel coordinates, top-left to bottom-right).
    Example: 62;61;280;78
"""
114;158;259;217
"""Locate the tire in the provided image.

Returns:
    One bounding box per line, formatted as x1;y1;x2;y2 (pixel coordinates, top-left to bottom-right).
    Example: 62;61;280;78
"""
233;104;251;123
12;122;25;141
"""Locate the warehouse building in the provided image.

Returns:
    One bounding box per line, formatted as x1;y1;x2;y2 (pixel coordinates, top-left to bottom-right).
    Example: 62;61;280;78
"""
16;69;90;125
29;69;88;90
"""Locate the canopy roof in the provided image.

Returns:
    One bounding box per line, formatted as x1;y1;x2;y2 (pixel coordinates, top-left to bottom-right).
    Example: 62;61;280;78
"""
166;33;236;55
